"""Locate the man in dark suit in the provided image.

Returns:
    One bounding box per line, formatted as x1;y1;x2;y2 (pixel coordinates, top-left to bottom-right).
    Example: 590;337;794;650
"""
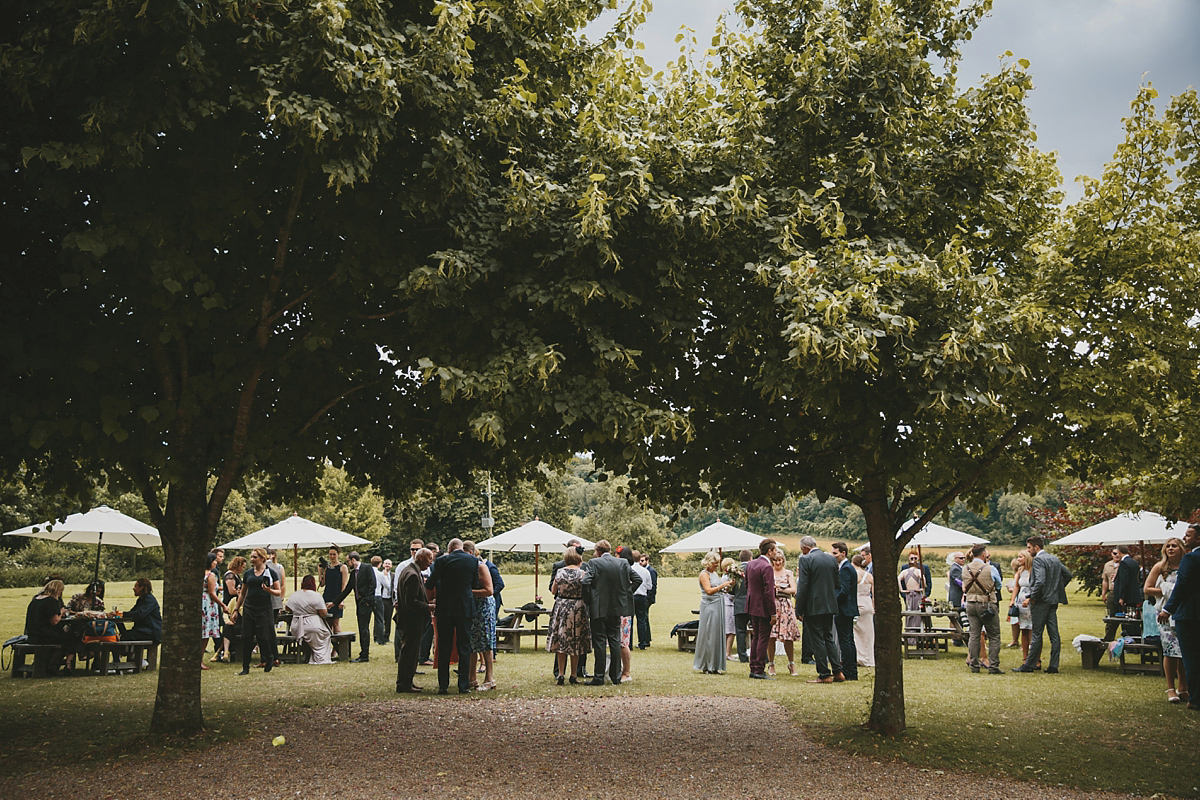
1160;523;1200;709
337;551;376;662
1112;545;1143;637
581;539;641;685
796;535;844;683
832;542;858;681
394;548;434;693
1013;535;1072;673
745;538;778;679
425;538;478;694
732;548;752;662
551;539;588;679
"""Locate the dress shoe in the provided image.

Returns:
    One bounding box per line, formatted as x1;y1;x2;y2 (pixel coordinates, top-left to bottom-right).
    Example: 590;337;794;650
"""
807;677;834;684
832;673;846;683
970;666;980;673
437;688;448;695
458;687;470;694
1011;666;1034;673
586;678;606;686
1044;667;1059;674
350;657;369;663
420;659;434;666
237;669;250;676
987;668;1004;675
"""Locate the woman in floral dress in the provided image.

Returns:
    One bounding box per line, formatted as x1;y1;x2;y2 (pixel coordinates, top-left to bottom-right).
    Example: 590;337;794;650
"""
769;550;800;676
1146;537;1187;703
201;554;226;670
547;549;591;684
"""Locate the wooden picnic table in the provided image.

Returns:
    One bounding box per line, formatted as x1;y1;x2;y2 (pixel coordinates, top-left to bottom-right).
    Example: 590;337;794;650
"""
499;607;551;652
901;609;965;659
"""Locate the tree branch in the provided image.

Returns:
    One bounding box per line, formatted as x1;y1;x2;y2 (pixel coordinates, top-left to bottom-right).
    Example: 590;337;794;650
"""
295;381;379;437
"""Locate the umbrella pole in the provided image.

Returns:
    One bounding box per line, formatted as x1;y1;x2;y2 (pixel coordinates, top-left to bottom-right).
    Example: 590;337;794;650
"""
93;532;103;583
293;545;299;593
534;544;540;651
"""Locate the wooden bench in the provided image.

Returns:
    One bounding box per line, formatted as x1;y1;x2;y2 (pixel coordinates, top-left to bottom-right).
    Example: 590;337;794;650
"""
494;626;550;653
1078;639;1106;670
331;631;356;661
86;640;153;675
903;630;954;659
1119;639;1162;676
277;634;304;664
676;627;698;652
11;643;65;678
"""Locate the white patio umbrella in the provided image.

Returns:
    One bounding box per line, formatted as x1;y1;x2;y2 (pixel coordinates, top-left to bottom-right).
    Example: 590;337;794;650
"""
475;520;593;600
219;515;372;592
3;505;161;582
660;521;765;554
1048;512;1188;547
896;520;988;566
900;521;989;549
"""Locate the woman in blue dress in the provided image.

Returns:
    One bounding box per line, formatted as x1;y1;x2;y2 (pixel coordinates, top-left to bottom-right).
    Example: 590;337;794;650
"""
463;541;497;691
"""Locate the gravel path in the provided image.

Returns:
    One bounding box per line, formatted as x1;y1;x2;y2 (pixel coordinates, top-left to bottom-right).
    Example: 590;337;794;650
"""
7;696;1149;799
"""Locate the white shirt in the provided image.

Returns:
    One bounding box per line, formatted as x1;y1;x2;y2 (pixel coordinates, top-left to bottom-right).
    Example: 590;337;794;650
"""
379;569;393;599
631;563;652;597
373;567;387;597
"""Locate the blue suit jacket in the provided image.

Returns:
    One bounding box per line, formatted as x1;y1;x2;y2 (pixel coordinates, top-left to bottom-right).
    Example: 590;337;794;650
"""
835;558;858;618
1164;549;1200;621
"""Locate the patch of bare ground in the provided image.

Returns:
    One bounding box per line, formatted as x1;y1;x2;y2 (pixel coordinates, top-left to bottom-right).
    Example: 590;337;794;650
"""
4;696;1154;799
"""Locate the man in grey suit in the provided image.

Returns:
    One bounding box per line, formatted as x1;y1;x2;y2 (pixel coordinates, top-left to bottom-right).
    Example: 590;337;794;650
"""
394;548;434;693
795;535;844;683
582;539;641;685
1013;535;1072;674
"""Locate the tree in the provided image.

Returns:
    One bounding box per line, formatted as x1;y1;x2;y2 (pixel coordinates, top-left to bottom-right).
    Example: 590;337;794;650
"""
1;0;686;735
602;1;1199;736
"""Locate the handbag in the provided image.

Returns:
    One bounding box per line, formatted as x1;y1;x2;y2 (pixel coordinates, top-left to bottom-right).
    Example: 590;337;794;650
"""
1007;602;1019;618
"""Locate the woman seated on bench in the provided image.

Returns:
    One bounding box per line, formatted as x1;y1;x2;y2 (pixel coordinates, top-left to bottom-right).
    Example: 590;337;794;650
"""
286;575;332;664
24;579;79;674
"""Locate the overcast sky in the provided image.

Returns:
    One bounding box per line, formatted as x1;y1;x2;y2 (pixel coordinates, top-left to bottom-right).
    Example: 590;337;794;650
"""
585;0;1200;203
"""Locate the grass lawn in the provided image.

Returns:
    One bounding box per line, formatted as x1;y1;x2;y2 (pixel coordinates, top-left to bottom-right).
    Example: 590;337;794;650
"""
2;575;1197;797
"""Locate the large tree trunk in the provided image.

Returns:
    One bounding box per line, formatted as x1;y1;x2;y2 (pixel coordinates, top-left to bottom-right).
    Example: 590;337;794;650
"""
862;487;906;736
149;459;212;736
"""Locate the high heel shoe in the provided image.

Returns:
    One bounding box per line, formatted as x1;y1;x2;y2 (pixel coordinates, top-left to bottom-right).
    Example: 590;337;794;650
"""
557;676;565;686
569;676;579;685
788;661;798;677
767;662;776;676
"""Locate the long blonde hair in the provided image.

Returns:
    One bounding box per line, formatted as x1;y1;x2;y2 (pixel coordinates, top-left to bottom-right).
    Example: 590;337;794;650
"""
1158;537;1184;571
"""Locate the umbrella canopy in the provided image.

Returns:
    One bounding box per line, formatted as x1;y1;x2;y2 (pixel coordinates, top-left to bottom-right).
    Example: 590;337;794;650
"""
660;521;765;554
475;520;592;553
219;516;372;592
218;515;372;551
3;505;161;582
1049;512;1189;547
476;520;593;601
899;521;989;549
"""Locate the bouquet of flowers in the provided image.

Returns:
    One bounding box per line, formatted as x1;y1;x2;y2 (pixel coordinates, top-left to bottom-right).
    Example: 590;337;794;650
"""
719;559;742;594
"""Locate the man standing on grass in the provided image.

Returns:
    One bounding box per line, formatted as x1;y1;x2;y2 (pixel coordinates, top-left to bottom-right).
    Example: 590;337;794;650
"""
395;548;434;693
1112;545;1143;638
337;551;376;663
1013;535;1071;674
796;536;844;684
832;542;858;681
426;538;478;694
582;539;641;686
745;538;778;680
631;551;653;650
1101;547;1123;640
963;544;1003;674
